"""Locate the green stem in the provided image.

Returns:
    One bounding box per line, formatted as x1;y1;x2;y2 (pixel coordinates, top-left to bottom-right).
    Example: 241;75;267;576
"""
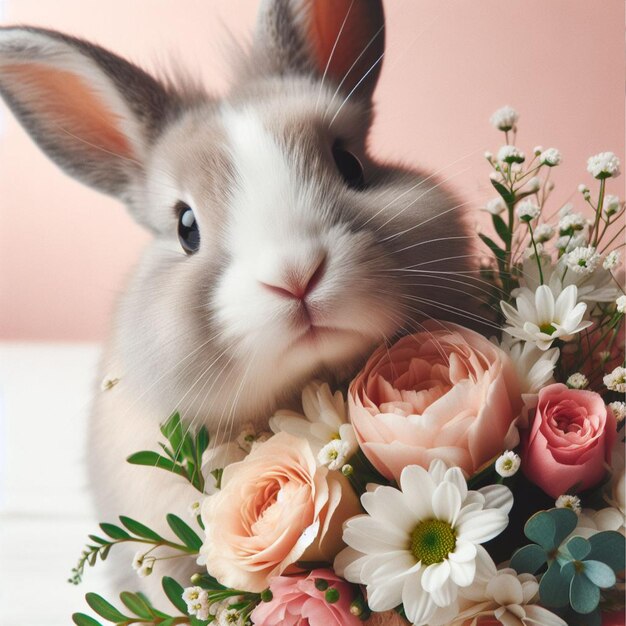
527;223;544;285
591;178;606;246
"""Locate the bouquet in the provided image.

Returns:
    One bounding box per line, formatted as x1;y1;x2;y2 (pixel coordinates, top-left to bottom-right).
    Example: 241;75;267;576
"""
71;107;625;626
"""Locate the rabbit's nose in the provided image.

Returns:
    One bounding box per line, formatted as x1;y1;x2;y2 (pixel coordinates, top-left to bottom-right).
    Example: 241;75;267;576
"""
257;248;326;300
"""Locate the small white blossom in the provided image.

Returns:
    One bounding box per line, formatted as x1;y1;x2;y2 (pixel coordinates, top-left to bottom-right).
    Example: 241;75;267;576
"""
490;105;519;131
516;199;540;221
534;223;555;242
495;451;521;477
533;145;544;155
484;151;493;160
556;494;582;514
522;176;542;194
523;243;544;259
556;234;587;253
617;295;626;313
603;250;620;270
540;148;562;166
100;375;120;391
565;246;601;275
485;197;506;215
604;367;626;393
587;151;621;179
566;372;589;389
577;184;589;194
558;213;586;234
183;586;210;620
132;552;144;571
317;439;352;471
216;607;243;625
137;562;154;578
608;401;626;423
559;202;574;217
188;500;201;517
236;423;257;453
604;194;622;217
498;144;525;164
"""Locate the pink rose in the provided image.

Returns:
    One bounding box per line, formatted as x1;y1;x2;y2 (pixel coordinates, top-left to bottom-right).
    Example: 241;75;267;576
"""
348;322;522;481
199;433;360;592
250;569;361;626
521;383;616;498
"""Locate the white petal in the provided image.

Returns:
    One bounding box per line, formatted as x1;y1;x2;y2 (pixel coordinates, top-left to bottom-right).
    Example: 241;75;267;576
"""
432;481;462;524
494;607;524;626
399;465;436;519
334;547;368;582
457;509;509;543
421;560;451;593
534;285;555;323
523;605;568;626
428;459;448;483
402;570;437;626
449;558;476;587
477;484;514;515
554;284;577;321
343;518;408;554
487;572;524;605
444;466;468;501
365;575;405;612
449;539;477;564
430;576;458;607
361;485;419;533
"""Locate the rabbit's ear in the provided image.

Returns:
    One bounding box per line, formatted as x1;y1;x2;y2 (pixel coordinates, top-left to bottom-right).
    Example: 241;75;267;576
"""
253;0;385;102
0;27;179;201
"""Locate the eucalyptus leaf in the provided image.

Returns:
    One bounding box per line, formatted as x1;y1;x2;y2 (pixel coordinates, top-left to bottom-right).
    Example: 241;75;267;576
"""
566;536;591;561
583;560;616;589
539;561;570;608
72;614;103;626
166;514;202;551
85;593;129;622
570;572;600;614
510;543;547;574
588;531;626;573
524;511;556;550
550;509;579;547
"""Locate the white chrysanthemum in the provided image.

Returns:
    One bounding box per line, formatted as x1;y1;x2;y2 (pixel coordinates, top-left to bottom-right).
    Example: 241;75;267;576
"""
449;568;566;626
534;223;554;243
603;250;620;270
571;507;625;540
565;246;601;275
485;197;506;215
566;372;588;389
608;401;626;423
317;439;352;471
335;460;513;626
495;451;521;478
490;106;519;131
540;148;562;166
604;366;626;393
516;199;540;221
183;587;210;621
587;151;621;179
604;194;623;217
501;284;591;350
270;381;357;461
617;295;626;313
556;494;581;514
558;212;586;234
497;145;525;164
497;335;559;394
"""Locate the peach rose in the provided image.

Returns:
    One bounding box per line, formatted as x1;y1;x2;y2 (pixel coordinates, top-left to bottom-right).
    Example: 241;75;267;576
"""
199;433;360;592
250;569;361;626
521;383;616;498
348;322;522;481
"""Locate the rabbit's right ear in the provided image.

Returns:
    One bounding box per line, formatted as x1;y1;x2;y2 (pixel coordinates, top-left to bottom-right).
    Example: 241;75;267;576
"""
0;27;181;212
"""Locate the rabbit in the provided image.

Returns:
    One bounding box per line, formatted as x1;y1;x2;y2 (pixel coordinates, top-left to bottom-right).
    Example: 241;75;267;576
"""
0;0;486;619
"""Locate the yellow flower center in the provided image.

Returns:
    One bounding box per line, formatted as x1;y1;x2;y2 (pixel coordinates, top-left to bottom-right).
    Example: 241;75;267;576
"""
410;519;456;565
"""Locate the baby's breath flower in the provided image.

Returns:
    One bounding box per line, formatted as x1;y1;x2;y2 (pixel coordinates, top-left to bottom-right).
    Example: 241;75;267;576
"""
484;151;494;161
565;246;601;275
577;184;589;194
523;176;541;193
132;552;144;571
495;451;521;477
317;439;351;471
603;250;620;270
556;494;581;514
566;372;589;389
534;223;555;242
608;401;626;423
617;295;626;314
100;375;120;391
516;199;540;221
540;148;562;166
183;586;210;620
604;194;622;217
490;105;519;131
558;212;586;235
498;144;525;164
556;234;587;253
587;151;621;179
533;145;544;156
137;562;154;578
485;197;506;215
604;366;626;393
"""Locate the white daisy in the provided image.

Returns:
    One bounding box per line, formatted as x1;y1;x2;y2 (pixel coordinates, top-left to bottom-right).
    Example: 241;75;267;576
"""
604;366;626;393
516;199;540;221
335;460;512;626
608;401;626;423
617;295;626;314
495;451;521;478
566;372;588;389
540;148;562;166
490;106;519;131
497;335;558;394
604;194;622;217
485;197;506;215
555;494;582;514
534;223;554;243
497;145;525;164
565;246;601;275
587;151;621;179
603;250;620;270
270;381;357;461
501;284;591;350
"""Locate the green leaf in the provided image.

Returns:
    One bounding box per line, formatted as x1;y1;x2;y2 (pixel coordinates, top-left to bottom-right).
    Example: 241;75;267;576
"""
99;523;130;540
166;514;202;551
119;592;152;619
85;593;129;622
88;535;108;545
570;572;600;614
137;593;170;619
583;560;616;589
479;233;506;264
491;178;516;207
119;516;163;542
162;576;188;614
492;213;511;245
551;509;580;547
539;561;571;608
72;614;103;626
161;412;184;452
196;427;210;456
524;510;557;550
126;451;187;478
588;530;626;573
566;536;591;561
510;543;547;574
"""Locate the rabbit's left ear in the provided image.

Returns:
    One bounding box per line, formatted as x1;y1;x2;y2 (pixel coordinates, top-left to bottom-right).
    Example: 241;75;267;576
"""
253;0;385;102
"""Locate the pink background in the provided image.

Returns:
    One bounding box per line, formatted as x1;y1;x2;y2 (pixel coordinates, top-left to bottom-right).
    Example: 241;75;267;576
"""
0;0;624;340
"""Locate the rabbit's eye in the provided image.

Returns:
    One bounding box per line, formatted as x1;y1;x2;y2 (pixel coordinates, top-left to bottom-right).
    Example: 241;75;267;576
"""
332;143;365;190
177;202;200;255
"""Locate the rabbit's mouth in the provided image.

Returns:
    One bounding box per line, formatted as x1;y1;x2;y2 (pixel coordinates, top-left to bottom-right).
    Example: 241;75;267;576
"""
290;325;361;349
